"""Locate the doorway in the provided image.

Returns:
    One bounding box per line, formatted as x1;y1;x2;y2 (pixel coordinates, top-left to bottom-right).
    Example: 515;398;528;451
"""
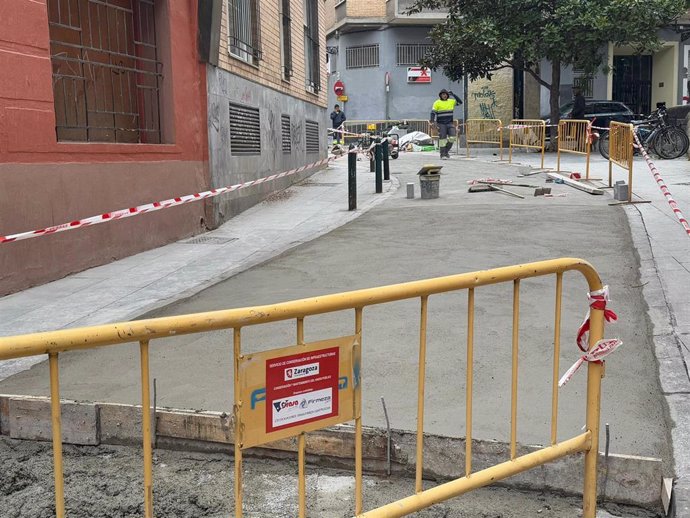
613;55;652;115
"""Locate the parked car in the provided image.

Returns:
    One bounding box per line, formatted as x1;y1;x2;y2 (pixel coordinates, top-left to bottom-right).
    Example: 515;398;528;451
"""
667;104;690;128
542;100;635;128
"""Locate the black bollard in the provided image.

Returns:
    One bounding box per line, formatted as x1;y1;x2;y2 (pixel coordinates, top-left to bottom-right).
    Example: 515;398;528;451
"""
370;153;375;173
375;138;383;194
382;139;390;181
348;144;357;211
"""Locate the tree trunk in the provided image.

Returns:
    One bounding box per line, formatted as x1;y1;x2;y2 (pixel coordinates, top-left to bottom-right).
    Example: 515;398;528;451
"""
549;60;561;151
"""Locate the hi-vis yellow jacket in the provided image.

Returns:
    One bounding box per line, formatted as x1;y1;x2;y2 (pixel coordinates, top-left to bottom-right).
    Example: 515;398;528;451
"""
430;92;462;124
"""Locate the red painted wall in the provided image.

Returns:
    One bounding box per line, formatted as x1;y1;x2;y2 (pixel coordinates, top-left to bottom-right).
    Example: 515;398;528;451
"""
0;1;210;295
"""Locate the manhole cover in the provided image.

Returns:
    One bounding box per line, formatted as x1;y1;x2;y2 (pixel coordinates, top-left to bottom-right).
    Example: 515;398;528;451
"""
180;236;238;245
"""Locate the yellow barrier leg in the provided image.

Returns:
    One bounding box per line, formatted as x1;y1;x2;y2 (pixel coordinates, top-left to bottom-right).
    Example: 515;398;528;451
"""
139;340;154;518
354;308;364;514
416;296;429;493
49;352;66;518
583;305;605;517
234;328;243;518
551;273;563;445
297;318;307;518
466;289;474;477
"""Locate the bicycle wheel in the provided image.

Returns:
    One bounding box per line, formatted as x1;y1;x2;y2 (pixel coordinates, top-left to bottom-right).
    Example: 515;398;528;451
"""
598;131;610;159
653;127;687;159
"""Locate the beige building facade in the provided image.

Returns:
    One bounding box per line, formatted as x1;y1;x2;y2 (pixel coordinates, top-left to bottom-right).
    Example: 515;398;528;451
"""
205;0;329;227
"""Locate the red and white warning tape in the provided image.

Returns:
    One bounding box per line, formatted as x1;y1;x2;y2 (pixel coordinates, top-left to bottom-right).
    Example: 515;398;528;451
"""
559;285;622;387
1;156;339;244
633;130;690;237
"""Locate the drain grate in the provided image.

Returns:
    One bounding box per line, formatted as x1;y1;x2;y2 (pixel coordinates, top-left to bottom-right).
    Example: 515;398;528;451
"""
674;182;690;186
180;236;238;245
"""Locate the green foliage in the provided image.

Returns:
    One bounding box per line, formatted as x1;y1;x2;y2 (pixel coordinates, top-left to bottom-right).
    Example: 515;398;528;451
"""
409;0;687;87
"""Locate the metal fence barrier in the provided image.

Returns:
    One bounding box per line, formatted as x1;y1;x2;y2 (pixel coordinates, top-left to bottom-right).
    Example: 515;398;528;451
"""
0;258;611;518
466;118;503;160
558;120;592;179
342;120;462;153
608;121;634;202
508;119;546;169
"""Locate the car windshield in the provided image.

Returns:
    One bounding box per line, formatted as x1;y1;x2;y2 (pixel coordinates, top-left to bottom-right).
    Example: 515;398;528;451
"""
559;102;574;116
542;102;574;119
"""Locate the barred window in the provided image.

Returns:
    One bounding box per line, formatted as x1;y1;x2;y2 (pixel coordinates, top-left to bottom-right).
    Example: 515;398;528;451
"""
228;0;262;66
281;115;291;154
396;43;433;66
304;0;320;92
305;120;319;153
280;0;292;79
346;45;379;69
47;0;162;143
573;74;594;99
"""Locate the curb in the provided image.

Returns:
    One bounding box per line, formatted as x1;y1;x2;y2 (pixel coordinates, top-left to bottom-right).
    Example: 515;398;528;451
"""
0;395;663;510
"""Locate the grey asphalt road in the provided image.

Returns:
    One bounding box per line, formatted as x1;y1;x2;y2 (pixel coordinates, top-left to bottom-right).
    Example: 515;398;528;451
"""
0;153;669;466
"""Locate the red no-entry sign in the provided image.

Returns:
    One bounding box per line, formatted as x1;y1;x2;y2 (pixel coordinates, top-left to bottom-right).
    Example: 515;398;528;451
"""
334;80;345;96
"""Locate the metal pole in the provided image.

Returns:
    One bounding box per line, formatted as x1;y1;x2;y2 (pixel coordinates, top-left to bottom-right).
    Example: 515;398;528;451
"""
382;139;390;181
140;340;154;518
582;303;605;518
348;144;357;211
49;353;65;518
375;138;383;194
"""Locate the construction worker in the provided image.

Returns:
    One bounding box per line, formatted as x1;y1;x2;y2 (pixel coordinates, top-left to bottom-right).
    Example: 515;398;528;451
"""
430;89;462;159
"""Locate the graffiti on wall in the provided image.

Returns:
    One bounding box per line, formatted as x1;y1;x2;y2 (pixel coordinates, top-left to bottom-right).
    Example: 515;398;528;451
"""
472;85;499;119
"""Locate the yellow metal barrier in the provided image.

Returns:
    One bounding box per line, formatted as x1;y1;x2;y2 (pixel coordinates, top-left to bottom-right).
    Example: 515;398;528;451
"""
509;119;546;169
558;119;592;179
466;118;503;160
0;258;609;518
608;122;634;202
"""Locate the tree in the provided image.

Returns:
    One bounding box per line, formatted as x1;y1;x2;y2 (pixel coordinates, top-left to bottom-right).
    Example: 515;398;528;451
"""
409;0;687;141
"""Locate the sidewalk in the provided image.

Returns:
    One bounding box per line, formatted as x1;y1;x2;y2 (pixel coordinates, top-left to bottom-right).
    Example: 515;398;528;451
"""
0;159;398;379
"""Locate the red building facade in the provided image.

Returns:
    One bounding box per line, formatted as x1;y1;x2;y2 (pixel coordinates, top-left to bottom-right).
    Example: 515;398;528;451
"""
0;0;210;295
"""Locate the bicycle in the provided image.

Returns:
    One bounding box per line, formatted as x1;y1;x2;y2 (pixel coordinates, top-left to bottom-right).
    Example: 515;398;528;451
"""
599;104;689;160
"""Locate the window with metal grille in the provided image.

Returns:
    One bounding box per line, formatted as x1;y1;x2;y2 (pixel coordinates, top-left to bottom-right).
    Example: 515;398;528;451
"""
280;0;292;79
346;45;379;69
229;102;261;155
305;120;319;153
47;0;162;143
281;115;291;153
573;75;594;99
396;43;433;66
228;0;262;65
304;0;320;92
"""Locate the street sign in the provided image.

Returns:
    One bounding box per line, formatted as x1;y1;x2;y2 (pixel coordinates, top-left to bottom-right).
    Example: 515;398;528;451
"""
334;80;345;96
407;67;431;84
237;335;359;449
337;95;348;102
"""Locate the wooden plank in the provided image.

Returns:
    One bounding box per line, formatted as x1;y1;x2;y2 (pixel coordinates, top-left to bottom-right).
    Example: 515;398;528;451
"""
547;172;604;195
99;403;142;446
8;397;99;445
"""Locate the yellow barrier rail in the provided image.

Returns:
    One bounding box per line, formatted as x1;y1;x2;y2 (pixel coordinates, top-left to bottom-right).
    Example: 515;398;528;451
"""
0;258;608;518
466;118;503;160
608;122;634;202
508;119;546;169
558;119;592;179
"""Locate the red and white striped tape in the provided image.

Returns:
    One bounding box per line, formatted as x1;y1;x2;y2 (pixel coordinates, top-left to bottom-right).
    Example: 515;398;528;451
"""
1;157;336;244
633;130;690;237
558;338;622;387
560;285;622;387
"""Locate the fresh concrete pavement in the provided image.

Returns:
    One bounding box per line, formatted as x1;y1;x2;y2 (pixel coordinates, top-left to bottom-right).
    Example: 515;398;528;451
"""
0;145;688;513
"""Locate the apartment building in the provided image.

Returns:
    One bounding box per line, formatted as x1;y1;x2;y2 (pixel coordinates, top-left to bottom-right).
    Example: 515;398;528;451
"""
1;0;329;295
206;0;329;225
324;0;466;122
1;0;209;295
